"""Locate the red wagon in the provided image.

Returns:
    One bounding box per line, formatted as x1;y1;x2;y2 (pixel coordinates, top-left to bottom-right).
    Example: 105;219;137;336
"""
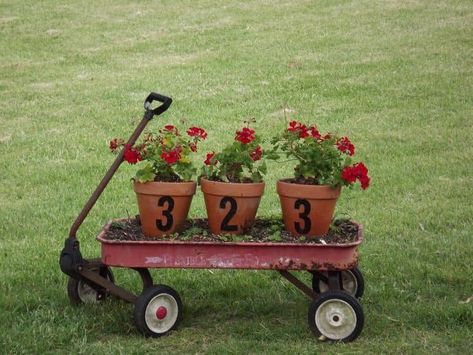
60;93;365;342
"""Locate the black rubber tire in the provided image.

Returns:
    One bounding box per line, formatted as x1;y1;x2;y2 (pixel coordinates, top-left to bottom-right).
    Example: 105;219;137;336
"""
308;290;364;342
67;265;114;305
312;268;364;299
134;284;183;337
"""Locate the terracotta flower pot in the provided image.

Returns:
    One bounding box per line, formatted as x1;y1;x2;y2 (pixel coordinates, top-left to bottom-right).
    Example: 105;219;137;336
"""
277;179;341;239
134;181;196;238
201;178;265;235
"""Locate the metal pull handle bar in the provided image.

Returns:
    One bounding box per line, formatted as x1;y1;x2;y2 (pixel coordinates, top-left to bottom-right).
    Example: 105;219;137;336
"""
68;92;172;239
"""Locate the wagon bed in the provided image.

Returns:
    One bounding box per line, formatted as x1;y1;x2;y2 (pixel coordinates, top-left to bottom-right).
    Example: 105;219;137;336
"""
98;217;363;271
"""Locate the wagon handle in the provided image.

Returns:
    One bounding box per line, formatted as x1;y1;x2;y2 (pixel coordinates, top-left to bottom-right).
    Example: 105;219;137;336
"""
144;92;173;119
67;92;172;240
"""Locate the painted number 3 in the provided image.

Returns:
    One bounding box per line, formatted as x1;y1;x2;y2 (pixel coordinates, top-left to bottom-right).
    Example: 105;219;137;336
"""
156;196;174;232
294;199;311;234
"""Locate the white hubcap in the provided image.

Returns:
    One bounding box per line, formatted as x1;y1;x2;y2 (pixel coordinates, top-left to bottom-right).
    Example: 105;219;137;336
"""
315;298;357;340
145;293;178;334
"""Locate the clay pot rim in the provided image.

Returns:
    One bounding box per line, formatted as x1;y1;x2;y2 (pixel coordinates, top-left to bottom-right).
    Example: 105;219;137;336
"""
200;178;265;197
134;180;197;196
277;179;341;199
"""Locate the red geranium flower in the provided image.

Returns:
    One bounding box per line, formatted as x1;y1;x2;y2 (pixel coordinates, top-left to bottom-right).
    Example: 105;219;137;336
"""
298;126;309;138
187;126;207;140
355;162;368;175
341;162;370;189
309;126;322;139
123;144;142;164
287;121;310;138
235;127;255;144
109;138;124;152
161;147;182;165
359;175;370;190
287;121;301;132
163;125;179;135
341;166;357;183
250;145;263;161
204;152;217;166
337;136;355;156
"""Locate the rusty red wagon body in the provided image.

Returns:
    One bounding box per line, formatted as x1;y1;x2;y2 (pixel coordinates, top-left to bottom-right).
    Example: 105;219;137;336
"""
60;92;366;342
98;219;362;271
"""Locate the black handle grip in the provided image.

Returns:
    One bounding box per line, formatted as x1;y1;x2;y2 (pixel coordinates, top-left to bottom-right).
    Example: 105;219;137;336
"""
144;92;172;119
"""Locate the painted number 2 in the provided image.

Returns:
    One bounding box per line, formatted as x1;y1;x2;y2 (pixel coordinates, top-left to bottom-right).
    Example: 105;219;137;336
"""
294;199;311;234
156;196;174;232
220;196;238;232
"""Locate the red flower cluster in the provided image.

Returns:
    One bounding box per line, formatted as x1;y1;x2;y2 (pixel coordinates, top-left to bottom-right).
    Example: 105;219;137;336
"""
337;136;355;156
204;152;217;166
310;127;322;139
235;127;255;144
187;127;207;140
123;144;142;164
341;162;370;189
109;138;125;152
163;125;178;134
110;122;208;182
288;121;309;138
288;121;323;139
161;147;182;165
250;145;263;161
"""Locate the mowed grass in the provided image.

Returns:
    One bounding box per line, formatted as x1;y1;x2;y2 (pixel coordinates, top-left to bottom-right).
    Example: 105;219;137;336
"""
1;0;472;353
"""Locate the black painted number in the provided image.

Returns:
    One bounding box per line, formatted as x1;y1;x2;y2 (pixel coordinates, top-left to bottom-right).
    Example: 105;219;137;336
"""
294;199;311;234
156;196;174;232
220;197;238;232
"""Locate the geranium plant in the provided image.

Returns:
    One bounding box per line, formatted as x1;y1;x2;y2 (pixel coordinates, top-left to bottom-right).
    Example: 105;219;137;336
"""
200;123;266;183
110;124;207;182
270;120;370;189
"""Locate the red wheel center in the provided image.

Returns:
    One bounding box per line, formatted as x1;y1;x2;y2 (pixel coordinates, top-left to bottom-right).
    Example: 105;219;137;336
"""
156;306;167;320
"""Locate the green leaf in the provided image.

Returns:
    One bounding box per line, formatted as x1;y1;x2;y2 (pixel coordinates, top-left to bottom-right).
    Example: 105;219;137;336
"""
268;233;281;242
265;150;280;160
259;161;267;175
135;164;155;182
251;171;263;182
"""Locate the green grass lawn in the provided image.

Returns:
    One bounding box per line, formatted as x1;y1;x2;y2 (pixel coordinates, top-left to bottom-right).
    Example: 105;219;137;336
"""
1;0;472;353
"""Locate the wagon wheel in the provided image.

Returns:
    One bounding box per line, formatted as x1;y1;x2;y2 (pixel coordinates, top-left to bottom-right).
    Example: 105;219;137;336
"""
67;265;115;304
134;284;183;337
308;290;364;342
312;267;364;298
